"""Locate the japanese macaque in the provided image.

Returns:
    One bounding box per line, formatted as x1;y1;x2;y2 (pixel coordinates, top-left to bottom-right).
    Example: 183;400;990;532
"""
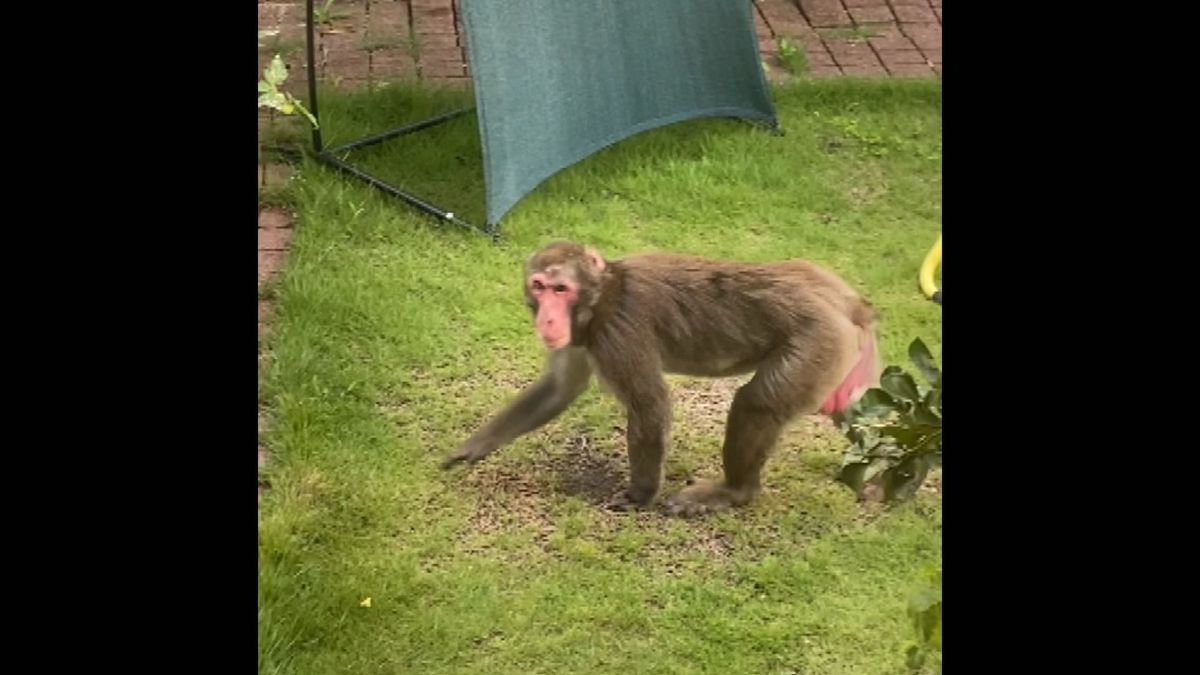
442;241;880;516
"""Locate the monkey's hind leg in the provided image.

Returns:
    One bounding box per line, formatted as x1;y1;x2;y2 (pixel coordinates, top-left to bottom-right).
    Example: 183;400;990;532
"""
665;347;834;517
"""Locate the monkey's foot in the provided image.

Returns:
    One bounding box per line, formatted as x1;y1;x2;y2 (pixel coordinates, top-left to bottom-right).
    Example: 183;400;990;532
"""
665;479;755;517
604;489;653;513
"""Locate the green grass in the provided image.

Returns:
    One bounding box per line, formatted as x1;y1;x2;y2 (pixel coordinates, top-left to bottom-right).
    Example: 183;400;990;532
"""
259;77;942;675
776;36;808;75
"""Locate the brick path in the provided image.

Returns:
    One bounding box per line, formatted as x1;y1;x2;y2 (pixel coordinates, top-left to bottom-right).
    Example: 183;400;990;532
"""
258;209;292;338
257;0;942;486
752;0;941;79
258;0;940;95
259;209;291;496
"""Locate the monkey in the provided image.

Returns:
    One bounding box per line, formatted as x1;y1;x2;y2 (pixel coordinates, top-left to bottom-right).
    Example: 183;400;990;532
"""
441;240;880;516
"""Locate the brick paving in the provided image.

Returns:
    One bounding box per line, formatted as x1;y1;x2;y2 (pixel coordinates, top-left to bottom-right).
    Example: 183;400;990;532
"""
257;0;940;98
256;0;941;485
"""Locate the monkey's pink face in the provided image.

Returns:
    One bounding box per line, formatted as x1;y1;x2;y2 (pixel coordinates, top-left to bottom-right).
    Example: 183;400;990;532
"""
527;271;578;350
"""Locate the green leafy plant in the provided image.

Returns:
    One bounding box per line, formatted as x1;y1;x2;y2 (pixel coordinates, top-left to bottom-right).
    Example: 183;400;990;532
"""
313;0;341;26
258;54;318;130
904;567;942;671
776;36;807;75
836;337;941;502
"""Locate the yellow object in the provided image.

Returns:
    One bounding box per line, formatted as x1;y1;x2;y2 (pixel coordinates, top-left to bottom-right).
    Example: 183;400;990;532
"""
360;597;372;608
919;234;941;304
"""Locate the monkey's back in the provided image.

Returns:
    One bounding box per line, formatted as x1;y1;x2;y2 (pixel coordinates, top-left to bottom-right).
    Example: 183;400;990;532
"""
604;254;870;378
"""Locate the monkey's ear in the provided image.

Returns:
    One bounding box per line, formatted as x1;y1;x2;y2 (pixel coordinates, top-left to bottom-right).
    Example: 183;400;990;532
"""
584;247;606;273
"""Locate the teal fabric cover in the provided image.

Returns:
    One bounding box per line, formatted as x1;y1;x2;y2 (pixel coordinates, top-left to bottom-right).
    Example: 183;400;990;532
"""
460;0;778;227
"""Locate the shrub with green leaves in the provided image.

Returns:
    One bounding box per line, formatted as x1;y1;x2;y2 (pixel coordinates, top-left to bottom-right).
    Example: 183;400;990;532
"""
836;337;941;502
905;567;942;671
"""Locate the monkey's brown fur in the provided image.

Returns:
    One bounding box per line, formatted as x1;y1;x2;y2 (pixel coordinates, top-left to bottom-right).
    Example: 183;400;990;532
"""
442;241;879;516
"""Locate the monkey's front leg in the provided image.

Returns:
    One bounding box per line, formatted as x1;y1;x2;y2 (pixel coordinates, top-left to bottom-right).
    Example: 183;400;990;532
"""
442;347;592;469
605;380;671;511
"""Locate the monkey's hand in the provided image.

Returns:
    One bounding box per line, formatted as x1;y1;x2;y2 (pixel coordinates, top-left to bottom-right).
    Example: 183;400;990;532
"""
439;438;495;470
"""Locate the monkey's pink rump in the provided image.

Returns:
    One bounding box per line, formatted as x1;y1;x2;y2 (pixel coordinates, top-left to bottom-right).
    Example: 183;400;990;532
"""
819;332;877;415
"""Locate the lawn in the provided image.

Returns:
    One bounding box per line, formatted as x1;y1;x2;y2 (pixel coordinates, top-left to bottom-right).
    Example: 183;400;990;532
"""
258;76;942;675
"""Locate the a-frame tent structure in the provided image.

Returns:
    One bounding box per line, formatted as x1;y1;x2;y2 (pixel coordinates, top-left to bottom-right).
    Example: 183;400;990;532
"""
302;0;779;236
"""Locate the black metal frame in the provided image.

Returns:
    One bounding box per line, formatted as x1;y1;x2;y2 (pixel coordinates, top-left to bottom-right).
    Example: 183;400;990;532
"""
304;0;491;236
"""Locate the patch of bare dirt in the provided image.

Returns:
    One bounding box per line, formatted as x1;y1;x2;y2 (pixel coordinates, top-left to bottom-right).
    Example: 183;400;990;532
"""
459;462;559;555
642;523;735;565
546;433;627;505
669;375;746;435
453;431;736;561
851;498;890;526
846;173;890;208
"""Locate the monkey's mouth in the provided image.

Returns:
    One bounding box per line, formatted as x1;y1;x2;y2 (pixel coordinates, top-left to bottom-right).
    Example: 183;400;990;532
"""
542;335;570;350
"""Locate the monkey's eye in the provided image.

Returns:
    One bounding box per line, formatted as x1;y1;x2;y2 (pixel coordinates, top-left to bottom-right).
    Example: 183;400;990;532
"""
531;280;545;291
553;284;568;294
